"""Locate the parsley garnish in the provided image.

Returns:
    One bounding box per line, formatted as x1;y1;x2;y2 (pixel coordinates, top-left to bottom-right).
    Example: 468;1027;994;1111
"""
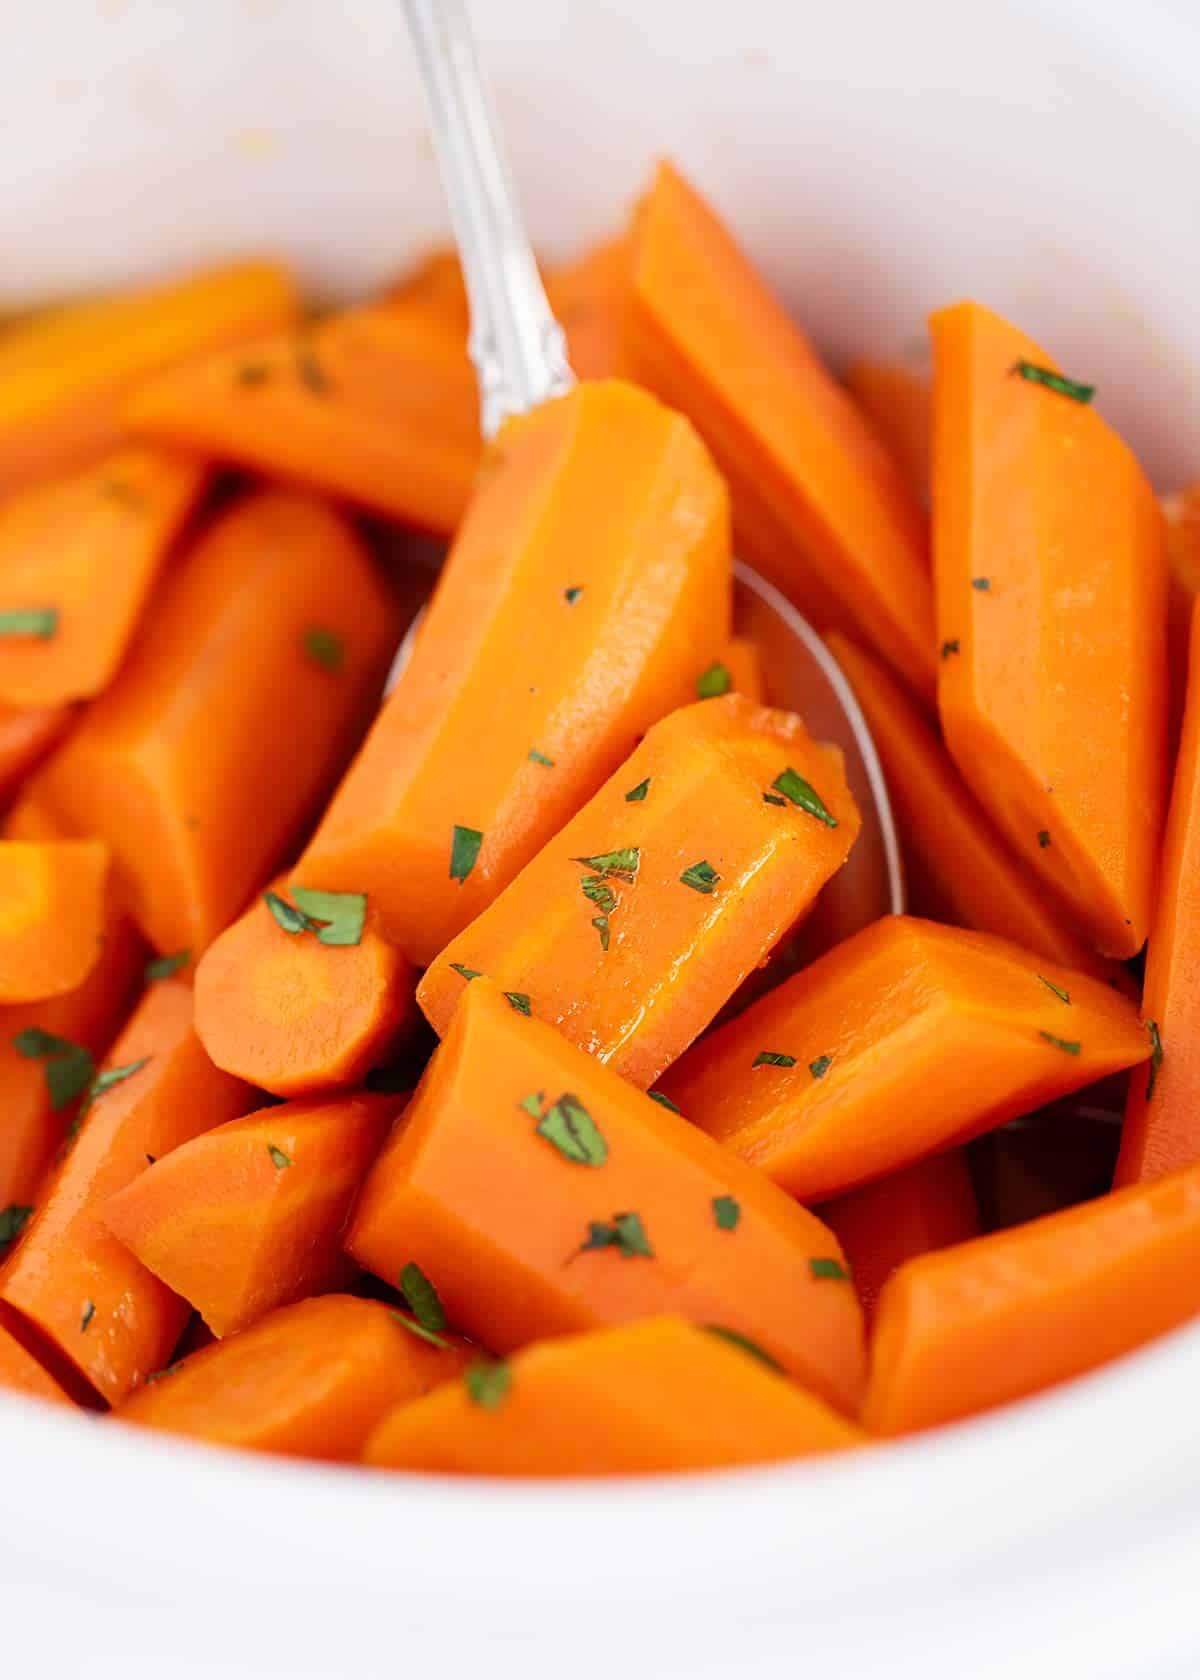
647;1090;680;1114
528;749;554;767
303;627;344;672
451;963;482;982
809;1055;832;1079
1039;1032;1081;1056
580;876;616;914
1037;830;1051;848
450;825;484;884
504;991;531;1015
564;586;583;605
80;1300;96;1331
576;1211;653;1259
624;778;650;803
809;1257;850;1281
771;768;837;828
704;1326;782;1371
263;890;319;935
940;639;960;660
762;792;787;806
530;1092;608;1166
144;1361;185;1384
401;1262;447;1333
267;1145;293;1169
296;343;330;393
712;1195;740;1231
390;1310;450;1350
1146;1019;1164;1101
592;915;611;951
0;1204;32;1246
1010;360;1095;404
572;848;639;881
144;950;189;982
82;1057;149;1116
971;577;991;591
0;608;57;640
752;1051;796;1069
518;1092;544;1119
13;1028;95;1112
290;886;367;946
1038;975;1071;1004
465;1358;511;1410
680;859;720;894
696;661;731;699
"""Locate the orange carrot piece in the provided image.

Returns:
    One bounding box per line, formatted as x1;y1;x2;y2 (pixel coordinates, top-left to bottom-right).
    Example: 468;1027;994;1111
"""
623;162;934;698
1164;486;1200;767
827;632;1126;982
818;1150;979;1324
0;839;108;1002
0;980;250;1404
383;248;470;334
298;380;731;968
0;446;208;708
661;915;1150;1202
0;703;74;806
844;357;931;501
128;306;483;538
0;1320;73;1407
720;635;766;703
544;237;629;380
864;1160;1200;1435
104;1091;398;1338
365;1316;865;1476
115;1294;471;1460
349;981;865;1412
35;490;399;957
931;300;1167;958
419;695;860;1089
194;879;415;1097
0;260;299;494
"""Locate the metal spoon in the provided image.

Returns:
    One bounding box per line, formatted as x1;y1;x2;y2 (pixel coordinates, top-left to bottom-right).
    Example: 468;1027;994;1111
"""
393;0;904;945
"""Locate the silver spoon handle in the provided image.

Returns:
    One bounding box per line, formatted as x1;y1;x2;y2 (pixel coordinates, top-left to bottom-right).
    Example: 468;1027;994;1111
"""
402;0;575;438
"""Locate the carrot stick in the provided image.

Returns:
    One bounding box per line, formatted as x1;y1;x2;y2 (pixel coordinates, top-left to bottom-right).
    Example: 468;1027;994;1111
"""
104;1091;399;1337
115;1294;472;1461
660;915;1151;1202
365;1316;866;1476
0;1320;73;1407
931;300;1167;958
35;490;400;957
1164;486;1200;769
418;694;860;1089
0;446;208;708
817;1150;978;1323
0;703;74;807
719;635;765;703
544;237;629;379
348;981;866;1413
623;162;934;698
0;839;108;1002
0;979;251;1404
844;357;932;501
298;380;731;969
0;260;299;494
864;1159;1200;1434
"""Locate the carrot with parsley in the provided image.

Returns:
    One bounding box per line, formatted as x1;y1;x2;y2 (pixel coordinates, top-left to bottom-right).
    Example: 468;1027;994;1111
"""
0;260;298;494
0;839;109;1003
0;979;250;1404
104;1091;398;1338
931;300;1167;958
348;981;865;1413
844;356;932;501
365;1316;866;1476
116;1294;471;1461
660;915;1150;1202
297;379;731;968
419;695;859;1087
35;490;399;957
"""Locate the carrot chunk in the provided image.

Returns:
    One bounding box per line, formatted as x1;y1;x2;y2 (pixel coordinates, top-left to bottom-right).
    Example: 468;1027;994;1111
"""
661;915;1150;1201
365;1317;865;1476
0;703;74;805
35;490;400;957
719;635;765;703
419;695;859;1088
348;982;865;1413
104;1092;398;1337
117;1295;470;1460
931;300;1167;958
0;1320;74;1407
844;357;932;501
0;839;108;1002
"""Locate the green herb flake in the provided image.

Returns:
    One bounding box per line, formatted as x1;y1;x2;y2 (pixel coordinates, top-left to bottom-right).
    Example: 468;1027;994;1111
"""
704;1326;782;1371
528;749;554;767
592;915;611;951
390;1311;450;1350
771;768;838;828
80;1300;96;1332
1037;830;1051;849
647;1090;681;1114
451;963;483;982
535;1093;608;1166
571;847;640;881
504;991;532;1016
145;1154;156;1166
809;1257;851;1282
1039;975;1071;1004
680;859;720;894
235;362;271;386
12;1028;95;1113
940;639;960;660
290;886;367;946
624;777;651;803
752;1051;796;1069
1011;360;1095;404
762;792;787;806
696;661;732;699
518;1092;545;1120
971;577;991;592
577;1210;653;1260
564;586;583;605
580;875;616;915
0;1204;32;1246
712;1195;740;1232
303;627;344;672
267;1145;293;1170
465;1358;511;1410
145;950;190;982
296;344;331;393
450;825;484;884
1146;1018;1164;1101
1039;1032;1081;1056
263;889;319;936
82;1057;150;1115
144;1361;185;1385
809;1054;833;1080
0;608;58;640
400;1261;447;1333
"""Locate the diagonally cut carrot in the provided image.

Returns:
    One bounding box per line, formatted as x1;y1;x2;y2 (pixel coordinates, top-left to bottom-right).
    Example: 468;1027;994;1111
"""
844;357;932;502
719;635;765;703
0;703;74;807
0;839;109;1003
0;1319;74;1407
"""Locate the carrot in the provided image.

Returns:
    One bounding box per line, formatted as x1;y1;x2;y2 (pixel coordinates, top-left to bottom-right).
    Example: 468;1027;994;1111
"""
0;703;74;807
931;300;1167;959
365;1316;865;1476
194;878;415;1097
844;357;931;501
544;237;629;379
0;979;250;1404
298;380;731;969
863;1159;1200;1435
419;694;860;1088
622;162;934;698
348;981;866;1413
104;1091;398;1337
0;1321;73;1407
1164;486;1200;768
115;1294;471;1461
0;839;108;1002
719;635;765;703
0;446;208;709
817;1150;978;1323
660;915;1151;1202
128;306;483;538
826;632;1127;982
383;248;470;333
35;490;400;957
0;260;299;494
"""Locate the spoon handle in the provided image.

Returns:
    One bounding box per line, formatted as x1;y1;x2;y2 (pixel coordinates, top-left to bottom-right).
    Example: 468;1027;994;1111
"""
402;0;575;438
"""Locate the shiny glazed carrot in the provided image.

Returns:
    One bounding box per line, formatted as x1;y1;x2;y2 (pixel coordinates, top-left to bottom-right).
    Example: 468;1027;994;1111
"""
864;1159;1200;1435
116;1294;471;1460
104;1091;398;1337
544;237;629;379
1164;486;1200;765
0;446;208;708
0;980;250;1404
36;490;399;957
419;695;860;1089
299;380;731;968
844;357;932;501
660;915;1150;1202
0;1321;73;1406
0;839;108;1002
348;982;866;1412
623;162;934;698
0;704;74;806
0;260;299;494
365;1317;866;1476
931;300;1167;958
720;635;766;703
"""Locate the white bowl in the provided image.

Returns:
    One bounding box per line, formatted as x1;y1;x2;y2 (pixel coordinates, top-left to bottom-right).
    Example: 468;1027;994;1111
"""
3;3;1199;1675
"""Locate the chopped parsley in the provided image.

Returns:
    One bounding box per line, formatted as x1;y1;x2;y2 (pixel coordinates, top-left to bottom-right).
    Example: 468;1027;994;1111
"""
809;1258;851;1281
704;1326;782;1371
528;749;554;767
1039;1032;1081;1056
1037;830;1051;849
712;1195;740;1231
571;848;640;881
564;586;583;605
624;777;651;803
752;1051;796;1069
12;1027;95;1112
1038;975;1071;1004
504;991;531;1015
144;950;190;982
390;1311;450;1350
0;608;57;639
809;1055;833;1080
696;661;732;699
530;1092;608;1166
576;1211;653;1260
451;963;482;982
303;627;344;672
1146;1019;1164;1101
401;1261;447;1333
940;639;960;660
680;859;720;894
267;1145;293;1169
1010;360;1095;404
450;825;484;884
647;1090;680;1114
771;768;837;828
465;1358;511;1410
0;1204;32;1247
